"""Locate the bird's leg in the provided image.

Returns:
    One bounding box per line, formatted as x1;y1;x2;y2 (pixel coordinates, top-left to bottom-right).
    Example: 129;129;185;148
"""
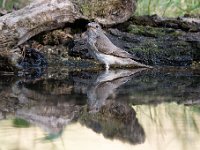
105;64;109;70
22;46;26;60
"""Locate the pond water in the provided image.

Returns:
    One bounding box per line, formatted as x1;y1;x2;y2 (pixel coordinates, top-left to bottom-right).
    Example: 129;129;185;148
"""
0;67;200;150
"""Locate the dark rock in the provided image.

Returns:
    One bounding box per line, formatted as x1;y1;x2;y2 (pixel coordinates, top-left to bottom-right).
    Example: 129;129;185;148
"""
17;48;48;69
68;39;93;59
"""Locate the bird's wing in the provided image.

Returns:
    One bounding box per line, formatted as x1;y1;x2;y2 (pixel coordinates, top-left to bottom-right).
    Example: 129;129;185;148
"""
95;41;134;59
111;47;134;58
93;34;134;58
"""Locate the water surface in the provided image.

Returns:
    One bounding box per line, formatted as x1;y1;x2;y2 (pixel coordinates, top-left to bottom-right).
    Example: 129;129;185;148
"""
0;67;200;150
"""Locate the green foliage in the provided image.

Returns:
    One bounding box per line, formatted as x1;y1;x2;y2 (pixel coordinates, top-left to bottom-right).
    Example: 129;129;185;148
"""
13;118;30;128
0;0;29;10
135;0;200;17
0;0;16;10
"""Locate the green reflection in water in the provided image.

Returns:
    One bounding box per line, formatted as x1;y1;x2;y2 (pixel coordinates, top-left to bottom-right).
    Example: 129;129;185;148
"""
13;118;30;128
0;0;30;10
191;106;200;113
43;131;63;141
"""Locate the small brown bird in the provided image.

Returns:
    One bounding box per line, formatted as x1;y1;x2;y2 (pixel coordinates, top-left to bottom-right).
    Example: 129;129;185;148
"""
86;22;152;70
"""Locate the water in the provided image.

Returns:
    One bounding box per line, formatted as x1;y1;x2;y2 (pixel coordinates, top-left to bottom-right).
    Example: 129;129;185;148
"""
0;67;200;150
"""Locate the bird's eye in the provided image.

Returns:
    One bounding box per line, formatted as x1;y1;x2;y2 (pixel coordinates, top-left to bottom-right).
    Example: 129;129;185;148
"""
96;25;99;28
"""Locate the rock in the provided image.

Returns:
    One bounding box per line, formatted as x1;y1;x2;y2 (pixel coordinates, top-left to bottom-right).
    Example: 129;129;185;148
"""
73;0;137;25
17;48;48;69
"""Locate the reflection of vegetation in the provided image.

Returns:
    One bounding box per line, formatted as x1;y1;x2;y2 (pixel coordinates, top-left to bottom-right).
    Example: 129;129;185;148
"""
134;103;200;149
43;131;63;141
190;106;200;114
13;118;30;128
136;0;200;17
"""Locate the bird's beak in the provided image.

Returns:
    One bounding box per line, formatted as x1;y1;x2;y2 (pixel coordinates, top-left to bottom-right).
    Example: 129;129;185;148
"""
87;23;95;29
86;24;92;29
10;48;21;54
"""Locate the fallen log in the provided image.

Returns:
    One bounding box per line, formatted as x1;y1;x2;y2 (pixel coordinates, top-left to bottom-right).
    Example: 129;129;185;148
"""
0;0;82;49
0;0;136;50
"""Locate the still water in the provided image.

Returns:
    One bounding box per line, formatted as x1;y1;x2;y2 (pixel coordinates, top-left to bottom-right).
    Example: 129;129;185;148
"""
0;67;200;150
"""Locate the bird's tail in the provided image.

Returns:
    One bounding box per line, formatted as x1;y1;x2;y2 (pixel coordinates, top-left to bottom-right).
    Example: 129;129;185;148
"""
131;60;153;68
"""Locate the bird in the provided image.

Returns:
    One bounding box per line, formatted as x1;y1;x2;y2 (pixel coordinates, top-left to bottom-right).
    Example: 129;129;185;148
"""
86;22;152;70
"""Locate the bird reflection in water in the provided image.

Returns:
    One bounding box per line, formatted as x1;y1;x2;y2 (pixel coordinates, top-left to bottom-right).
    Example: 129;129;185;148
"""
72;68;146;144
86;69;146;112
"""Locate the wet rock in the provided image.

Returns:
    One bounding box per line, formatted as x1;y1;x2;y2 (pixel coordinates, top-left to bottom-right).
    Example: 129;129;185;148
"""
17;48;47;69
69;38;93;59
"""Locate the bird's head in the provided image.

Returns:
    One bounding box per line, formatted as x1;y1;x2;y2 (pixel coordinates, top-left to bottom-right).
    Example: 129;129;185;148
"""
87;22;102;32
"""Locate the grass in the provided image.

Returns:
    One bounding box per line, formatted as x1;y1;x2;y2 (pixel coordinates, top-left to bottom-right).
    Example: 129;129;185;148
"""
0;0;29;10
135;0;200;17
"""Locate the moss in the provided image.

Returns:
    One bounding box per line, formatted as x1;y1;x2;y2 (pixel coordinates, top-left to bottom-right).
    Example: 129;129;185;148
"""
75;0;123;18
170;30;183;37
80;4;91;17
127;24;181;37
131;40;160;56
0;0;30;10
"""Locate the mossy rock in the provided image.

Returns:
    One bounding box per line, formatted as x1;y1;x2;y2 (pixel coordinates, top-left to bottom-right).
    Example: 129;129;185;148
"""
127;25;182;37
73;0;137;25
